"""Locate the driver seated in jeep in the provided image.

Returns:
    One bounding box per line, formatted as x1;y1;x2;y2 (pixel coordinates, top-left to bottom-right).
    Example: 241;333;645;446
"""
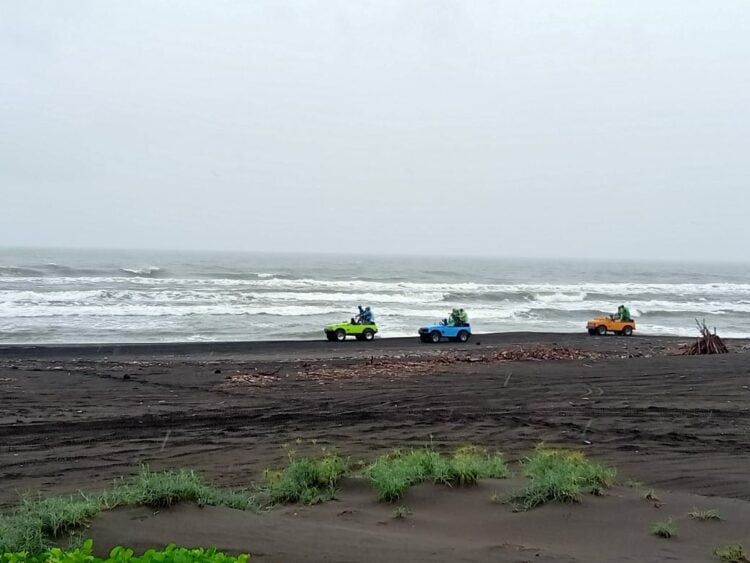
611;304;632;322
353;305;374;324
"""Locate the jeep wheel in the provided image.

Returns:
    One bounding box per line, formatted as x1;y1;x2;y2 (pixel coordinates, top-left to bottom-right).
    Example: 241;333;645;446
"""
326;333;336;341
457;330;470;343
622;325;633;336
430;331;441;343
335;329;347;341
596;325;607;336
420;335;430;343
362;328;375;341
587;329;596;336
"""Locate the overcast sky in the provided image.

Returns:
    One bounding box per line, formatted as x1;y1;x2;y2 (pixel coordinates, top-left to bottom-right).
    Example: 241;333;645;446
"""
1;1;748;260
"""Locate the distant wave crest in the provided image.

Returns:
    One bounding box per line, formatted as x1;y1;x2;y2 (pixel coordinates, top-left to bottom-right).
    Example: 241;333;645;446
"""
119;267;164;278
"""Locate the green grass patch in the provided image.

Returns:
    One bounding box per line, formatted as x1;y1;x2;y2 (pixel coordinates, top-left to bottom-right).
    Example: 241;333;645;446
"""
262;453;348;505
103;467;258;511
714;544;749;562
510;447;616;511
0;468;258;555
0;492;100;557
366;446;508;502
652;519;676;538
689;507;723;521
1;539;249;562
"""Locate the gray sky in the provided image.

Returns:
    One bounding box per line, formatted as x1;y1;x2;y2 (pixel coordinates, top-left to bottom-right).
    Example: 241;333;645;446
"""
1;1;748;260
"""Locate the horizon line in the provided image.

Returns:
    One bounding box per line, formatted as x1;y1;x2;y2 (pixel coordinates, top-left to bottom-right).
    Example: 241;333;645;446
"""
1;244;749;266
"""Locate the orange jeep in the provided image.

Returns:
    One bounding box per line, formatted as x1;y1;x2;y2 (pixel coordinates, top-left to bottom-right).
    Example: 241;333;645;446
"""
586;317;636;336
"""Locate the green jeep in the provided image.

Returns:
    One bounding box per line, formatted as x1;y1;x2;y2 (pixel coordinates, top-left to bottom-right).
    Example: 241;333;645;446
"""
324;321;378;342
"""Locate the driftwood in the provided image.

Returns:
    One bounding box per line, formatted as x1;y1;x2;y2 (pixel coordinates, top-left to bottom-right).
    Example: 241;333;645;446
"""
494;347;594;362
222;346;600;386
683;319;729;355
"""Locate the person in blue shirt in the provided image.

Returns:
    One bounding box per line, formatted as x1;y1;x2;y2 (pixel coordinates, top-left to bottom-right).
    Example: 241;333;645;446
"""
357;305;375;324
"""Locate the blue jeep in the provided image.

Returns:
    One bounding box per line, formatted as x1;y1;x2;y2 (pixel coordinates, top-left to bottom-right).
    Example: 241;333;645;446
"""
418;322;472;343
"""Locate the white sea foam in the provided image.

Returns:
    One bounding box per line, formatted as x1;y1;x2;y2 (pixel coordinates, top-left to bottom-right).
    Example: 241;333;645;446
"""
2;254;750;343
120;266;162;276
8;276;750;299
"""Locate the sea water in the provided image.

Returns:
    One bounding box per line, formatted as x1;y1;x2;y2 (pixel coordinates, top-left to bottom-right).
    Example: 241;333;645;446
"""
1;248;748;344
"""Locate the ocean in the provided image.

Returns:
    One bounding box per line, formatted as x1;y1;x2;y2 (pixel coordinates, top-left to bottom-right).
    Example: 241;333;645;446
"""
1;248;749;344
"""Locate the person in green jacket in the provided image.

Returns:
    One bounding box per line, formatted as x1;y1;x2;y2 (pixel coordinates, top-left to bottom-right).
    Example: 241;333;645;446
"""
447;308;460;326
457;308;469;326
613;305;632;322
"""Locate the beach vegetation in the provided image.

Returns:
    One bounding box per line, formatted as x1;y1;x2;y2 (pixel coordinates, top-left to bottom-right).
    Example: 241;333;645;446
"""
510;446;616;511
366;446;508;502
262;452;347;505
714;544;749;562
689;507;723;521
651;519;676;538
103;467;258;511
0;467;257;555
0;540;249;562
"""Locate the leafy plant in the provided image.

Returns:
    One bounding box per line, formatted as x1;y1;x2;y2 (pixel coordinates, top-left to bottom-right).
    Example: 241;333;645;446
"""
510;447;616;511
689;508;723;521
1;540;250;562
652;519;676;539
714;544;749;562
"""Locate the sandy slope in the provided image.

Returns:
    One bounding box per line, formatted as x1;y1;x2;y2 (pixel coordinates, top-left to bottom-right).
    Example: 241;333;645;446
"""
88;478;750;562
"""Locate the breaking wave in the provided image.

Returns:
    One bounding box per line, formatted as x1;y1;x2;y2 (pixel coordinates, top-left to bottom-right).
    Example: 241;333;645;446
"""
119;267;164;277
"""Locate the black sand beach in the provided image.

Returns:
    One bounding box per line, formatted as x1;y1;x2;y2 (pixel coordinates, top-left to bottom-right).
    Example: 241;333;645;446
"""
2;333;749;561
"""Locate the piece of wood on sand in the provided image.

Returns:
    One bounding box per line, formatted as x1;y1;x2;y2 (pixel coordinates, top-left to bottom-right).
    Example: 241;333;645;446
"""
683;318;729;355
